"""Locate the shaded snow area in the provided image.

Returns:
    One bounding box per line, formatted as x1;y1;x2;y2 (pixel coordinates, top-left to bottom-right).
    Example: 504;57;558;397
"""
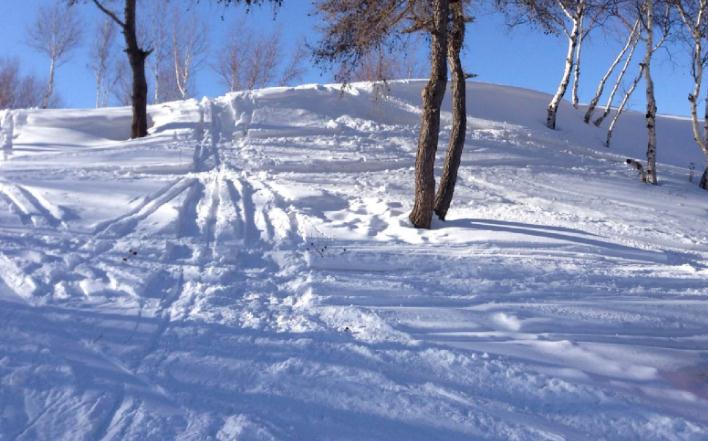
0;80;707;440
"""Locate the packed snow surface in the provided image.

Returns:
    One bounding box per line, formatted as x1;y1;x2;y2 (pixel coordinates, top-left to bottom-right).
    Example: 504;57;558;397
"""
0;80;707;440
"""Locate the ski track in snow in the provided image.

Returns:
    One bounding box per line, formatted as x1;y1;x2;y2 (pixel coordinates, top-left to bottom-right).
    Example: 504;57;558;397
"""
0;81;707;440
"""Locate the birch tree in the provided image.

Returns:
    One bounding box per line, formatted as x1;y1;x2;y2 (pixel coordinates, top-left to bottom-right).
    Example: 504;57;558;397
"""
672;0;708;189
172;9;209;100
604;64;643;146
89;18;118;107
215;24;303;92
504;0;588;129
27;1;82;109
499;0;616;129
593;23;641;126
145;0;170;103
584;18;639;123
571;18;586;108
637;0;672;184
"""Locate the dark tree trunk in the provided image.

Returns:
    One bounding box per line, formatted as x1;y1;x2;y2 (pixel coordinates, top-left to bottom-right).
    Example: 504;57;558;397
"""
434;1;466;221
700;165;708;190
127;49;149;138
409;0;449;229
123;0;150;138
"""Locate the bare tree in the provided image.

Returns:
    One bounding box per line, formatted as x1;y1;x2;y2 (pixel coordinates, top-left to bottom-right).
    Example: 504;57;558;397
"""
502;0;586;129
630;0;671;184
71;0;152;138
89;18;118;107
584;18;640;123
673;0;708;189
593;23;641;126
244;30;281;90
27;1;82;109
499;0;616;129
216;29;248;92
641;0;657;184
570;17;586;108
342;48;403;82
340;41;426;83
112;59;133;106
172;8;209;99
0;58;43;109
280;39;308;86
215;22;304;92
604;64;643;147
144;0;170;103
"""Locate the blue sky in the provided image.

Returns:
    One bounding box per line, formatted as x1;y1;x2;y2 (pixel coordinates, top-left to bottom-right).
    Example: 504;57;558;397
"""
0;0;693;116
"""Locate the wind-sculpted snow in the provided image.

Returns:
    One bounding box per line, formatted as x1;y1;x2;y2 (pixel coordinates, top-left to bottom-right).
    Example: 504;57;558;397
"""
0;81;707;440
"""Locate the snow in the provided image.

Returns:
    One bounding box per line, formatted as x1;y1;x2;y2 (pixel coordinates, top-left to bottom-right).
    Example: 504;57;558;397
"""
0;79;707;440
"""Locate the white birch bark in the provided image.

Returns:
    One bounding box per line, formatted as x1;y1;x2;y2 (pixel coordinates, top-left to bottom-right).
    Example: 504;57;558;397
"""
546;2;584;130
642;0;658;185
571;20;585;109
605;66;643;147
42;57;56;109
171;12;207;100
584;20;639;123
594;33;639;127
676;0;708;189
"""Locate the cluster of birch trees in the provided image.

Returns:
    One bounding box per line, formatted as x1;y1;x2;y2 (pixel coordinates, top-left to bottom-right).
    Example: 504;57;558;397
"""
501;0;707;189
2;0;708;229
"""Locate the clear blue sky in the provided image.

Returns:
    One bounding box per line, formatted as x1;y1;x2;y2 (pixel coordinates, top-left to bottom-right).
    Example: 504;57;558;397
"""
0;0;693;116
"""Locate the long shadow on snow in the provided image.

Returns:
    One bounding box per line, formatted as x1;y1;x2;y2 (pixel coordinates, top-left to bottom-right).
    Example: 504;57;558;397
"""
442;218;667;263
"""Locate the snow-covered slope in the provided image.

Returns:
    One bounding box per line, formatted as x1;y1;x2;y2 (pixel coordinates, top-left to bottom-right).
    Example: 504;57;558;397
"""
0;80;706;440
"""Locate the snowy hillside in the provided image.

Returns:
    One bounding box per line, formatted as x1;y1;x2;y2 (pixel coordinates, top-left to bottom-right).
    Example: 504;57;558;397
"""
0;80;707;440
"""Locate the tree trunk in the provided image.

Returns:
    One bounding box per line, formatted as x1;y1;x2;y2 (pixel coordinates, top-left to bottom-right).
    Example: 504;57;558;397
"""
571;24;584;109
123;0;150;138
643;0;657;185
700;165;708;190
153;65;160;103
704;86;708;152
128;50;150;138
546;10;581;129
434;1;466;221
688;30;706;155
584;20;638;124
43;58;56;109
594;35;639;127
605;66;643;147
409;0;449;229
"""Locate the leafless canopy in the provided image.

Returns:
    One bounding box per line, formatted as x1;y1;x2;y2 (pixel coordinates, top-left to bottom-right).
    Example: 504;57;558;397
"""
0;59;43;110
27;2;83;66
214;20;306;92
